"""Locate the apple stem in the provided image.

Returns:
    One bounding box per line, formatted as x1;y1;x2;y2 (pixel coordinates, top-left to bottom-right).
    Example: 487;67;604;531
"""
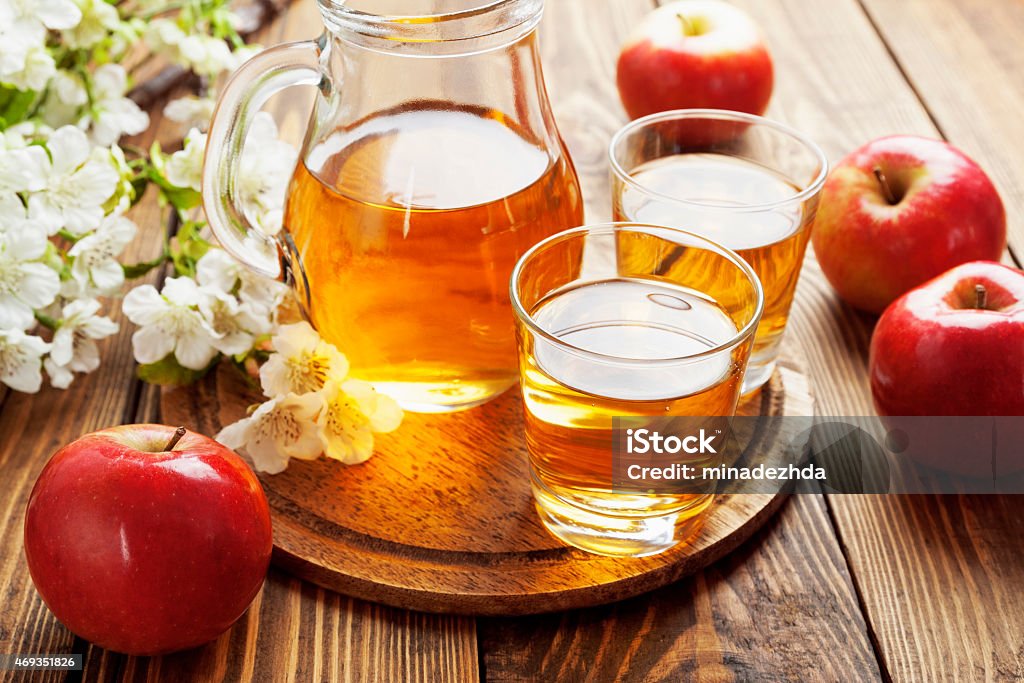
976;284;988;310
164;426;187;452
872;167;898;205
677;13;696;36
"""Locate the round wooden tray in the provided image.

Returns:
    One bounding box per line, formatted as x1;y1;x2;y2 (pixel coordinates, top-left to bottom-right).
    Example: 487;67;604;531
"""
162;355;811;616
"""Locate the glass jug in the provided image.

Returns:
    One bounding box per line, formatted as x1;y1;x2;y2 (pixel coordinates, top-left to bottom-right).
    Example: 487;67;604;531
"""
203;0;584;413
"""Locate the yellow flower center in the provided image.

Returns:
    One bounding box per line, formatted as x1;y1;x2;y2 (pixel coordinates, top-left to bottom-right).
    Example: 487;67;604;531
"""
287;351;332;393
326;392;368;440
258;405;303;443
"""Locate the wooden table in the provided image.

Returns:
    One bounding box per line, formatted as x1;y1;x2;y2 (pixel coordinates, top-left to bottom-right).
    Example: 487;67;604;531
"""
2;0;1023;680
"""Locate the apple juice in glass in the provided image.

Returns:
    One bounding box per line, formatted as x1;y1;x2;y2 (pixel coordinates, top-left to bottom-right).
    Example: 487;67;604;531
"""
203;0;583;414
511;224;763;557
610;110;827;394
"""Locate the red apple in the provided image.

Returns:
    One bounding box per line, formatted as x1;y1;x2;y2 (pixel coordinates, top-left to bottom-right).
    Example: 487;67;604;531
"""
870;261;1024;476
813;135;1006;313
24;424;272;655
616;1;773;121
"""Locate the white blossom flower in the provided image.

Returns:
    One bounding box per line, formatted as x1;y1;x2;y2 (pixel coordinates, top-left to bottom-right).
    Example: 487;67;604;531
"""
28;126;119;235
165;128;206;191
2;43;56;91
198;288;272;357
81;64;149;146
259;321;349;397
123;277;220;370
63;0;120;49
143;19;187;62
317;379;402;464
0;328;50;393
0;0;81;84
0;137;49;193
52;70;88;106
40;70;88;129
178;34;235;78
164;95;216;130
2;0;82;32
67;213;137;295
0;228;61;329
0;28;40;83
43;297;118;388
216;392;324;473
0;192;47;236
196;248;287;314
239;112;297;235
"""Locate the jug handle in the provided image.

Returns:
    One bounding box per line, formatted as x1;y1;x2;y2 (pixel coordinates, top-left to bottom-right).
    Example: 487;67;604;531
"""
202;39;324;281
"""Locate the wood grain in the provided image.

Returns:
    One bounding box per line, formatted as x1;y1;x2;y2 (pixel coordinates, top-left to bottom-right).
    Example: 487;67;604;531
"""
710;0;1024;680
482;491;882;683
79;568;478;683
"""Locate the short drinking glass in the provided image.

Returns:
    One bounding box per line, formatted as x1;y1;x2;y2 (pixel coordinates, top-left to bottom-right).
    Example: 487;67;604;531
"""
610;109;827;394
510;223;764;557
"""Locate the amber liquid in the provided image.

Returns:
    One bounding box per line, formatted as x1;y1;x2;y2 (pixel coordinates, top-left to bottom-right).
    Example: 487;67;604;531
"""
283;103;583;412
613;154;814;387
521;279;747;555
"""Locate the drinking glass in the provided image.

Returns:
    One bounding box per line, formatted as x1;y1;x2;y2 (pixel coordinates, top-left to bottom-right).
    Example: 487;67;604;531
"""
610;110;827;394
510;223;763;557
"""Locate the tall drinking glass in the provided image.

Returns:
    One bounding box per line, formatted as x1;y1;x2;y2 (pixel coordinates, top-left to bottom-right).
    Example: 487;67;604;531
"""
610;110;827;394
511;223;763;557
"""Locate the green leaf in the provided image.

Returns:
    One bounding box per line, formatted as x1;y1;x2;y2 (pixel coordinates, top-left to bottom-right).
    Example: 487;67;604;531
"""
164;185;202;211
123;252;169;279
169;219;213;277
147;162;202;211
137;354;218;386
130;175;150;206
0;87;38;127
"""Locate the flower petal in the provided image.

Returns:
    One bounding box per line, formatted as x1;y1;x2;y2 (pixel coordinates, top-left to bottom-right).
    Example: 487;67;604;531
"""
271;321;321;357
16;263;60;309
43;357;74;389
174;334;219;371
49;325;75;366
161;276;203;306
131;325;175;365
87;259;125;295
216;416;252;450
122;285;166;325
0;295;34;330
46;125;91;174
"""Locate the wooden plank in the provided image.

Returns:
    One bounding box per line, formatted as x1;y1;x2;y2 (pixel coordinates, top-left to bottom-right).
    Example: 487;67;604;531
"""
70;2;480;681
483;493;882;681
479;0;883;679
858;0;1024;263
813;1;1024;680
80;569;478;683
708;0;1024;680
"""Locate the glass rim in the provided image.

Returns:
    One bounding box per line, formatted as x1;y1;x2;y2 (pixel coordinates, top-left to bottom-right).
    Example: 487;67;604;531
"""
321;0;512;21
609;109;830;214
509;222;765;366
318;0;541;43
